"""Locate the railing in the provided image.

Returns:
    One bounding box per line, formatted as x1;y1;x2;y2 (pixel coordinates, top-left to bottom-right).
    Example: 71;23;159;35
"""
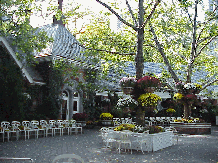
0;157;34;162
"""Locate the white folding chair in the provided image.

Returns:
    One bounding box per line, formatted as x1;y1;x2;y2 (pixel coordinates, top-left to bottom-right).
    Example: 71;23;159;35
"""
69;120;79;134
56;120;64;136
10;121;21;140
40;120;51;137
165;127;179;145
116;132;132;154
22;121;35;140
1;121;10;142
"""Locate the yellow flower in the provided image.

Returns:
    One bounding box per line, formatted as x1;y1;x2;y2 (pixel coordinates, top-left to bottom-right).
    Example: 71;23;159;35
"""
138;93;161;107
100;113;113;120
194;83;202;89
173;93;184;100
166;108;176;113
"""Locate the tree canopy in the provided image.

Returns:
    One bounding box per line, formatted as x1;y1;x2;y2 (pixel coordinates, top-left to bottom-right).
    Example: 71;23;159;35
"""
74;0;218;94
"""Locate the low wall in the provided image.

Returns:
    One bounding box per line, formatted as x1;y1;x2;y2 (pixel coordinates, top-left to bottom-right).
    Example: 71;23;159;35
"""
170;122;211;134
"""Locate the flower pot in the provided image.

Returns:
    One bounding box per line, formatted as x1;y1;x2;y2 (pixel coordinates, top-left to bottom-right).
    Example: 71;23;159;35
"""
101;120;112;126
122;87;133;94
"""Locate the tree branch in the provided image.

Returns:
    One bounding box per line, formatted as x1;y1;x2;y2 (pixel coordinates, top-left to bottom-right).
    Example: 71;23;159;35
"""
140;0;160;29
202;78;218;90
95;0;139;31
149;23;180;82
196;36;217;58
196;5;218;45
73;42;136;55
125;0;138;26
202;73;218;86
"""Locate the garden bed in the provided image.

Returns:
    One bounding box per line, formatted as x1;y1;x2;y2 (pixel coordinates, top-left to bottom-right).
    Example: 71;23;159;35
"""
170;122;211;134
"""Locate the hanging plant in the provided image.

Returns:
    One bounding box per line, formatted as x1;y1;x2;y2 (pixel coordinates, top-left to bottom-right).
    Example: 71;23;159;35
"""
137;93;161;107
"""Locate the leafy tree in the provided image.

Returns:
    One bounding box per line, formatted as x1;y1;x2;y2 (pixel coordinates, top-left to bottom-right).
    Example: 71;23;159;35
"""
75;0;218;120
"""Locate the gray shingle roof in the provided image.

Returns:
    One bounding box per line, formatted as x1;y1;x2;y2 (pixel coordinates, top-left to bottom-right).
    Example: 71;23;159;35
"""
105;61;218;93
35;24;100;69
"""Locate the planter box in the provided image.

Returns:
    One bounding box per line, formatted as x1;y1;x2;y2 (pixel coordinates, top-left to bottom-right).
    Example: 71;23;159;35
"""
131;131;173;152
170;122;211;134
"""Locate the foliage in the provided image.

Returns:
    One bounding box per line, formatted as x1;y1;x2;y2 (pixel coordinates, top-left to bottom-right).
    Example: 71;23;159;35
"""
0;0;53;64
0;47;26;122
100;113;113;120
166;108;176;113
173;93;185;100
73;113;88;121
138;93;161;107
119;77;137;87
114;123;135;132
145;126;164;134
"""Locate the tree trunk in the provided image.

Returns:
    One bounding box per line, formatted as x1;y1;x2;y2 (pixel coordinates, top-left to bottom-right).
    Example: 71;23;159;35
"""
135;0;144;79
184;103;191;119
135;107;145;126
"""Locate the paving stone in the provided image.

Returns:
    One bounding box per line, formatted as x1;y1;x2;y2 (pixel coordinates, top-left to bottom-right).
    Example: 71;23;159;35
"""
0;127;217;163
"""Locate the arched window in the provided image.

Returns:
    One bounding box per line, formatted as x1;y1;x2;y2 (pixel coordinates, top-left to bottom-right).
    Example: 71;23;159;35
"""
73;91;80;114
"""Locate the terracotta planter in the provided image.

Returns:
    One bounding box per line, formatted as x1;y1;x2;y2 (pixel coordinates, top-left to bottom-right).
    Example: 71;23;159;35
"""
122;87;133;94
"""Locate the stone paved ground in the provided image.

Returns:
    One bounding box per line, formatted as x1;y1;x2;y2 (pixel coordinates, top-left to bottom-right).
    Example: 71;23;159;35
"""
0;126;217;163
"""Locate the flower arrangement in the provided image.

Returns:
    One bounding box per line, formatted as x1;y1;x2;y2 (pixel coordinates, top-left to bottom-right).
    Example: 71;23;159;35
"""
174;117;203;123
166;108;176;113
73;113;88;121
86;121;94;125
145;126;164;134
100;113;113;120
173;93;184;100
184;83;196;90
137;76;161;89
116;96;138;109
119;77;137;88
138;93;161;107
114;123;135;131
194;83;202;90
184;94;197;103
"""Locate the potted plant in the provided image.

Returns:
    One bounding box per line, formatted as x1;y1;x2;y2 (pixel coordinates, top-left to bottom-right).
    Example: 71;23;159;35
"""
119;77;137;94
138;93;161;108
100;113;113;126
137;76;161;93
166;108;176;117
73;113;88;127
116;96;138;117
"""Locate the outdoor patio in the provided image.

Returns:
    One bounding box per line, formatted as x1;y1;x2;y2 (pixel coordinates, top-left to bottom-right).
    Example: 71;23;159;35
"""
0;126;217;163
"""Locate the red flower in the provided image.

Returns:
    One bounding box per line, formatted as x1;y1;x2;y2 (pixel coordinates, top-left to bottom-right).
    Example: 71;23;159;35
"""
137;76;161;89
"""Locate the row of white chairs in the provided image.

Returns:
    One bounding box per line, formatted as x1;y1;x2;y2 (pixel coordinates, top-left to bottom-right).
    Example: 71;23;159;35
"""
0;120;82;142
112;118;136;126
145;117;182;126
146;117;180;121
100;127;150;154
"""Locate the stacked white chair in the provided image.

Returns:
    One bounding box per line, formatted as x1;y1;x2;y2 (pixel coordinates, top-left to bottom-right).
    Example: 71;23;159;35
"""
22;121;35;140
1;121;10;142
40;120;51;137
11;121;21;140
56;120;64;136
113;118;121;127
